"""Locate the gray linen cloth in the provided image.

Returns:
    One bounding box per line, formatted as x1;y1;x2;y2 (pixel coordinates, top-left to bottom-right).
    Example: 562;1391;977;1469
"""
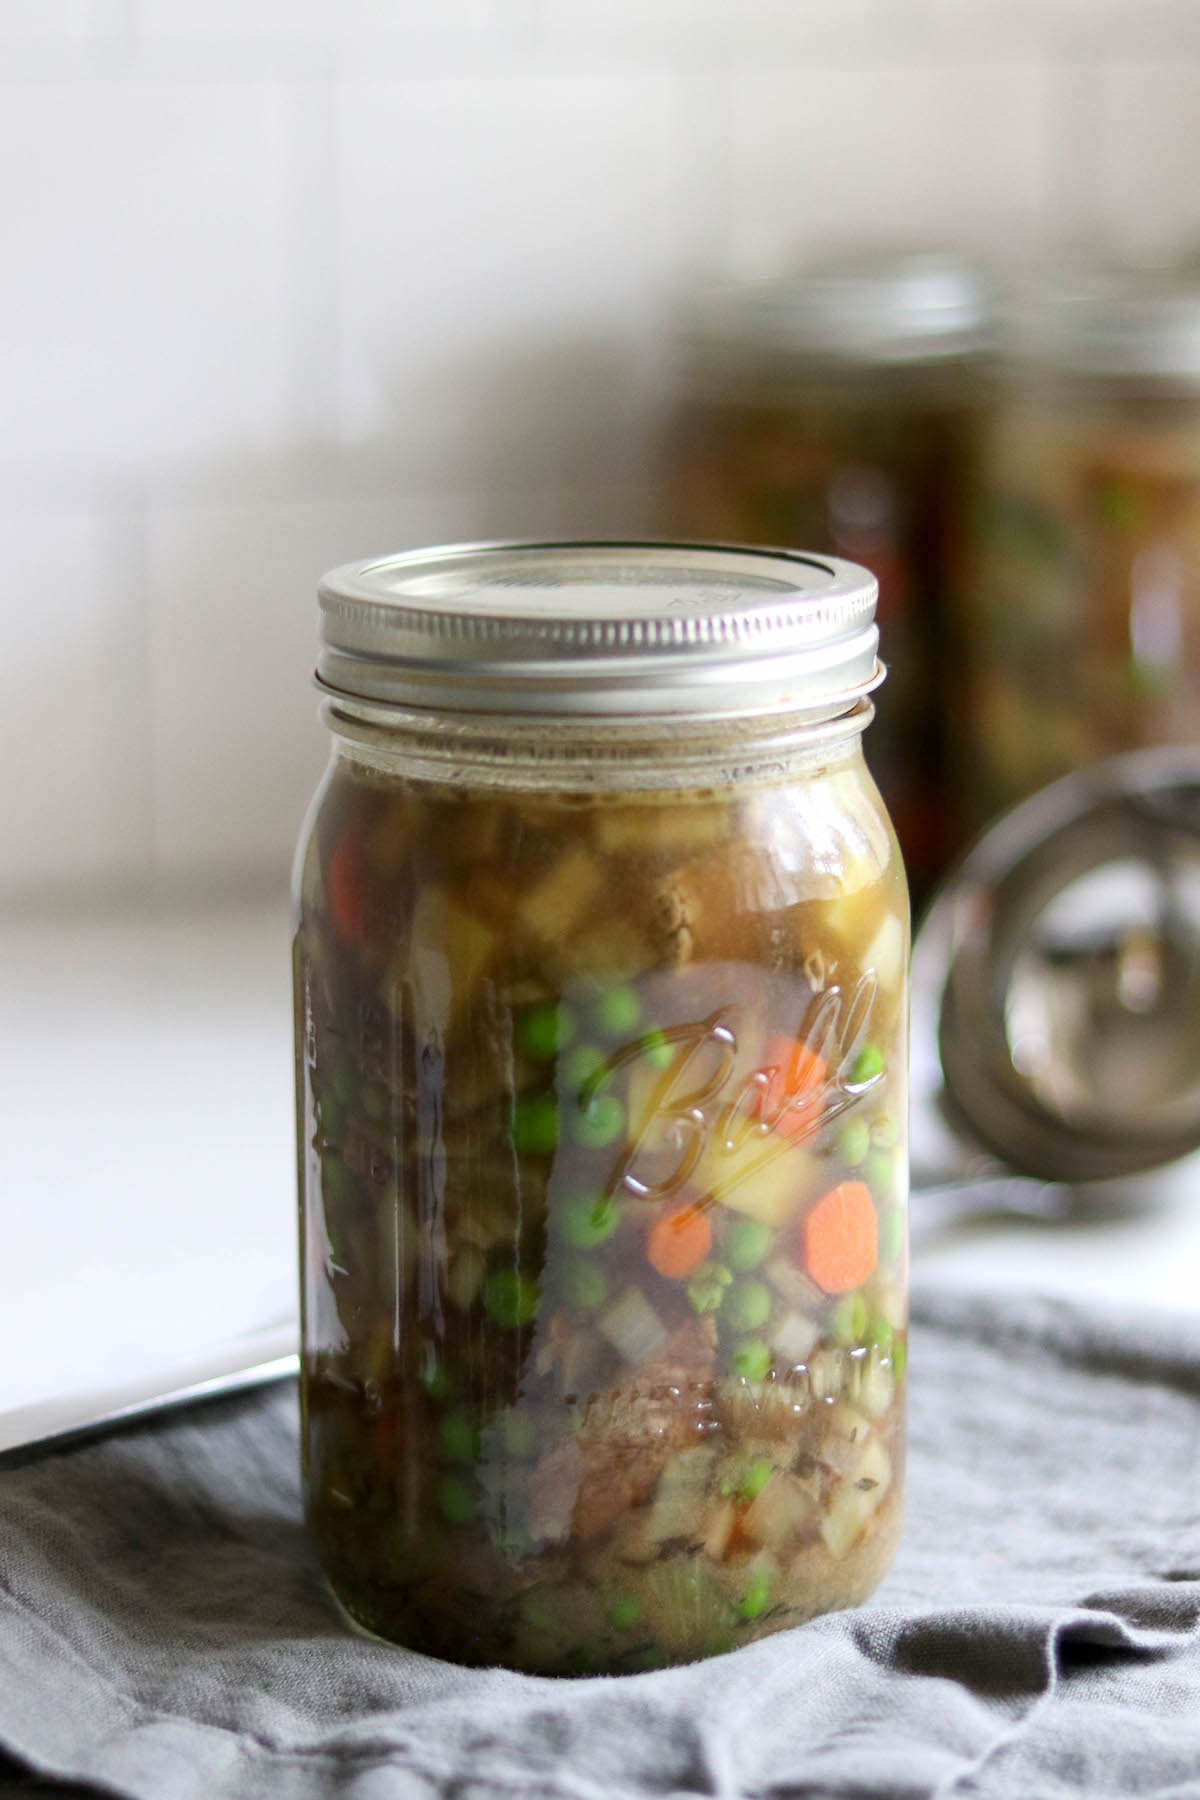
1;1284;1199;1800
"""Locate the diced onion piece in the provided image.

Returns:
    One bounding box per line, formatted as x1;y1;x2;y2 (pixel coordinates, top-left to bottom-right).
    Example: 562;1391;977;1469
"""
806;1345;846;1405
764;1254;825;1311
597;1286;667;1366
820;1404;873;1474
851;1353;895;1420
703;1497;739;1561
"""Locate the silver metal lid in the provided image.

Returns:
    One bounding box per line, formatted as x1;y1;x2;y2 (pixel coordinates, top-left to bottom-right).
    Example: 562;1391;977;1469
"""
1012;259;1200;386
678;251;993;374
317;541;881;719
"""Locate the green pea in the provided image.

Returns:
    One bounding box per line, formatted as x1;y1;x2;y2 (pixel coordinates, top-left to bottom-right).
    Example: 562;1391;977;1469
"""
500;1408;539;1460
593;985;642;1038
482;1269;540;1328
563;1258;608;1314
571;1091;625;1149
436;1473;475;1526
868;1315;895;1359
558;1193;621;1249
419;1348;453;1403
562;1043;608;1096
437;1408;480;1463
864;1147;895;1196
729;1339;772;1381
639;1029;675;1070
880;1206;905;1264
725;1219;772;1272
833;1291;869;1347
607;1592;643;1632
739;1570;772;1620
515;1001;575;1061
870;1113;900;1149
510;1093;558;1156
850;1043;885;1085
837;1116;871;1166
322;1154;362;1210
725;1278;772;1334
891;1335;908;1381
687;1261;732;1315
738;1456;772;1502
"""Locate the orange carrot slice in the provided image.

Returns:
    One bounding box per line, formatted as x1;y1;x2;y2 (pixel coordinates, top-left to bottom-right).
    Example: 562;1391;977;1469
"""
800;1180;877;1294
647;1201;713;1280
328;827;369;946
758;1034;828;1143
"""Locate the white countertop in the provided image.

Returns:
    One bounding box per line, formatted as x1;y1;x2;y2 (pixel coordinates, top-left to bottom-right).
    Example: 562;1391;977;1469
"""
2;898;1197;1449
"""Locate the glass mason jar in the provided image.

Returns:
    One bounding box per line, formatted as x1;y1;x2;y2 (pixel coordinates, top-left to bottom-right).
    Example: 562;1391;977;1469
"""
954;261;1200;827
659;252;993;903
293;542;910;1675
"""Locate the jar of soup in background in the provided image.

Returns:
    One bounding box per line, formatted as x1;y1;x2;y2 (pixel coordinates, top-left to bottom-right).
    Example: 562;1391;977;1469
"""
294;542;909;1675
952;260;1200;828
659;252;994;903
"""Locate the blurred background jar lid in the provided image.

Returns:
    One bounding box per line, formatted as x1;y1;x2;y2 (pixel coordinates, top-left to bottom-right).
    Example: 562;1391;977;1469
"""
1007;255;1200;387
674;249;997;384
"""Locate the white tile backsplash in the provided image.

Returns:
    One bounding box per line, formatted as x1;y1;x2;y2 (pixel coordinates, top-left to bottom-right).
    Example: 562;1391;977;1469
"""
3;0;1200;897
0;1;86;35
1099;61;1200;254
333;70;690;484
0;506;148;889
135;0;524;43
0;80;291;480
727;60;1052;269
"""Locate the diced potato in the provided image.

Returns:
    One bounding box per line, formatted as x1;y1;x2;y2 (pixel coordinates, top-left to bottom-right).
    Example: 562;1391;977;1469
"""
521;845;604;943
695;1129;817;1229
820;1481;876;1559
557;918;652;981
445;1244;485;1310
594;799;729;855
395;885;499;1025
598;1286;667;1365
862;913;905;994
773;1309;821;1367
